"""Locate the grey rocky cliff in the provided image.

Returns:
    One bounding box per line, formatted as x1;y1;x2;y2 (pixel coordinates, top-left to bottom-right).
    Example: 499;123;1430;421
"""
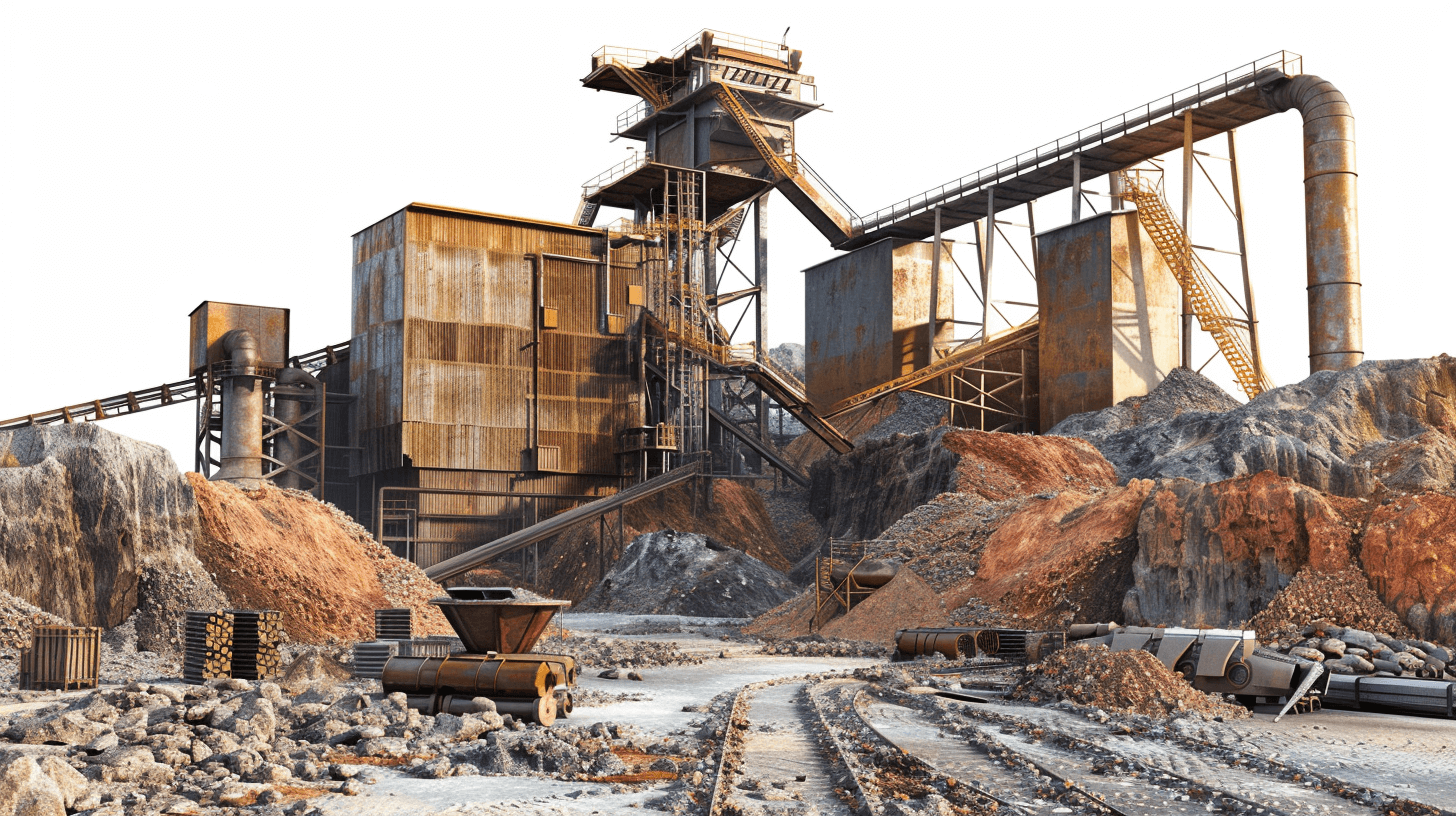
1050;356;1456;497
0;423;224;649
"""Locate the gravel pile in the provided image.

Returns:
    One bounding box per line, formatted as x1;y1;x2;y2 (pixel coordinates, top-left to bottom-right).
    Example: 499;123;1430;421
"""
1013;643;1250;720
862;493;1027;593
860;393;947;441
755;636;890;658
1050;356;1456;497
1249;566;1411;641
1049;366;1239;441
580;530;797;617
0;588;69;650
534;633;703;670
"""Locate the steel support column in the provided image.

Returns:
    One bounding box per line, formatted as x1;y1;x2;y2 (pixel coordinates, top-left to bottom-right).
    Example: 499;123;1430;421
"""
1180;112;1196;370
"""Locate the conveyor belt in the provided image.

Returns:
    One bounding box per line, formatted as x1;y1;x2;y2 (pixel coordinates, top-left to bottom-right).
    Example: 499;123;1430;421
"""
423;461;703;583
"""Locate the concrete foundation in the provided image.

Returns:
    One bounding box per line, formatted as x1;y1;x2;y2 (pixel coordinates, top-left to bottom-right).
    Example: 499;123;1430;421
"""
1036;210;1179;430
804;238;954;409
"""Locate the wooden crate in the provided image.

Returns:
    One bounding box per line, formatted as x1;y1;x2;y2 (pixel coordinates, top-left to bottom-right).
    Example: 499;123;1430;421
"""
18;626;101;691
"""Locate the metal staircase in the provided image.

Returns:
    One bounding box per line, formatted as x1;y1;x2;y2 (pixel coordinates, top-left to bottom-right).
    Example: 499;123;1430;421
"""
1118;171;1272;398
600;59;667;109
712;85;795;180
573;196;599;227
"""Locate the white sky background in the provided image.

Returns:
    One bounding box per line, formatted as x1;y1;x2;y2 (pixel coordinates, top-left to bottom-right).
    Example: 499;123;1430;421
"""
0;2;1447;472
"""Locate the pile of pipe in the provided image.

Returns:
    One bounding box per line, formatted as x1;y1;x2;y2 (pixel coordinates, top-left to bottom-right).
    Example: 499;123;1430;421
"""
893;627;1065;663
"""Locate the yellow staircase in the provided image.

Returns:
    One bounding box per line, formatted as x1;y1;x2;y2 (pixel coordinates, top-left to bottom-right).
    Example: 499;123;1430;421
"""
1118;171;1273;399
602;60;667;110
712;86;796;180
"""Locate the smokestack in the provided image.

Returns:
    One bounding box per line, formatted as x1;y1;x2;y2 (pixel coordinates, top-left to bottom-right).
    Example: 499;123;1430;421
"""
1261;74;1362;373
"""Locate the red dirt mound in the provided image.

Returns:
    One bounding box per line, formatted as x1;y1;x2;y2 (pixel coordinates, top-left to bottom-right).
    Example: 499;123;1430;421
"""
187;475;451;643
959;482;1151;627
941;429;1116;501
1014;643;1249;720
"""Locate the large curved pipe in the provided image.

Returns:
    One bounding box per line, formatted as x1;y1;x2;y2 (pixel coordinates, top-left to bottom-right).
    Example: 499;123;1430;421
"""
212;329;264;486
1261;74;1362;372
272;367;323;490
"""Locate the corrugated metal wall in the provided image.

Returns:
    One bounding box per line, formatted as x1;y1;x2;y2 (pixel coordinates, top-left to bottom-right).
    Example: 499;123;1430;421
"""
348;204;649;566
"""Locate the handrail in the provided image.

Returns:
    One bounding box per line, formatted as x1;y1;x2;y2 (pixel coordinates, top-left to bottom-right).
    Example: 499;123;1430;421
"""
852;51;1302;235
796;155;859;221
582;152;649;198
671;29;790;61
591;46;659;70
616;99;653;133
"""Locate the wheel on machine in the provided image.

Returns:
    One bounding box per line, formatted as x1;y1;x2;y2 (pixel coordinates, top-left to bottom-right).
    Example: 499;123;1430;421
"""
1225;659;1251;689
1175;660;1197;682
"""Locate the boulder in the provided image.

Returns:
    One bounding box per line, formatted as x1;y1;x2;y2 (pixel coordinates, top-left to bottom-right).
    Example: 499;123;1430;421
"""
38;755;88;810
0;755;65;816
1127;472;1354;627
5;710;113;745
960;482;1151;625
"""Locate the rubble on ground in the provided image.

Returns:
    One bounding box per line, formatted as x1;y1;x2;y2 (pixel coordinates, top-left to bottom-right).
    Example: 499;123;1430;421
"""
1052;356;1456;497
0;589;68;651
756;635;890;658
1013;643;1250;720
534;632;703;669
579;530;797;617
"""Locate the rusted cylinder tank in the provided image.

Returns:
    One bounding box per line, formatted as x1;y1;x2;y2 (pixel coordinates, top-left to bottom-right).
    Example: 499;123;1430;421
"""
1261;75;1362;373
829;559;900;588
381;655;558;699
213;329;265;485
895;629;976;660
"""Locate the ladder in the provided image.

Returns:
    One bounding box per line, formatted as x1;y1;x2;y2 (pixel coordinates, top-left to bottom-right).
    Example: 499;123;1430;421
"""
1118;171;1273;399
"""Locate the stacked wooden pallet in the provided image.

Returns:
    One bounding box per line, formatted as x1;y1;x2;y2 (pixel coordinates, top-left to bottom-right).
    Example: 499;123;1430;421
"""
183;611;234;683
229;610;284;681
19;626;101;691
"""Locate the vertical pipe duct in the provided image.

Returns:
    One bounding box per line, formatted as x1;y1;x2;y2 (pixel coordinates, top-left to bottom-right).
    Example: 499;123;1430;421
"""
212;329;264;486
1261;74;1363;372
273;367;323;490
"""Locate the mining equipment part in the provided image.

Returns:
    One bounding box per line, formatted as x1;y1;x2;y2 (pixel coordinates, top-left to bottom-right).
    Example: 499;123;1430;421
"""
892;628;1012;662
183;610;235;684
429;587;570;655
381;654;559;700
374;608;412;643
403;691;559;726
424;461;702;583
18;626;101;691
828;558;899;588
211;329;267;486
556;690;574;718
352;641;398;680
399;637;455;658
1070;624;1329;706
1323;674;1456;719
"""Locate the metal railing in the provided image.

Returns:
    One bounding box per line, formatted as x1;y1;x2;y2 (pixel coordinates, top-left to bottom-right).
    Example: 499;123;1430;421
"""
672;29;789;61
591;46;658;70
581;152;648;198
616;99;653;132
852;51;1303;234
797;156;859;221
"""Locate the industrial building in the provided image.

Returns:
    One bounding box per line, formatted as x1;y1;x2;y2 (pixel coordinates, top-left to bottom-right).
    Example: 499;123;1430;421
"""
1;33;1362;584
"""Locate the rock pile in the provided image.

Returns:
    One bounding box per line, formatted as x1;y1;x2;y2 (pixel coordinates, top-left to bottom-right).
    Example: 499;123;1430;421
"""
0;672;695;815
1249;566;1409;641
188;474;451;643
1263;620;1455;679
1052;356;1456;498
1013;643;1249;720
580;530;797;617
0;589;68;651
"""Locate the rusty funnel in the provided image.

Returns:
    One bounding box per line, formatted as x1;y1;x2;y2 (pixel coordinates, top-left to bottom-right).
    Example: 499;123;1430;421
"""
430;587;570;654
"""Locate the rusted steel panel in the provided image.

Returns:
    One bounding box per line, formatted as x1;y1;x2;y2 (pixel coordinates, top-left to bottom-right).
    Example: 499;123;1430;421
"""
804;238;953;408
1036;210;1178;431
352;204;632;481
188;302;290;374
